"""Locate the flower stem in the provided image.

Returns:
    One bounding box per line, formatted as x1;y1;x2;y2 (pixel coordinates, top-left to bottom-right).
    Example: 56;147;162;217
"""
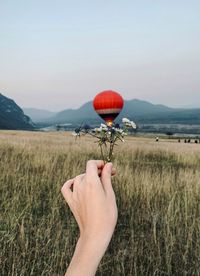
99;144;105;162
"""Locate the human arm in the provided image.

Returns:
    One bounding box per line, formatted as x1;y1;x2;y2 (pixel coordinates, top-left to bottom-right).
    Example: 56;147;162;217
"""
61;160;118;276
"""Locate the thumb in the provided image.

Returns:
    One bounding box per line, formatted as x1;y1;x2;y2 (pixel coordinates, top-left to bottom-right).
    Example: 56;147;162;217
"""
101;162;115;195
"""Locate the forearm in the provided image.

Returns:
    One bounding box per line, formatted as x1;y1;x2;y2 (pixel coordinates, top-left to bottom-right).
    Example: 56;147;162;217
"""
62;161;117;276
65;236;109;276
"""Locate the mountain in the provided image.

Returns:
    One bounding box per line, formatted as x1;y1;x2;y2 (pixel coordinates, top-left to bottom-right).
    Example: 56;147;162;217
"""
23;108;56;122
38;99;172;125
52;101;99;123
2;93;200;130
0;93;35;130
38;98;200;125
119;99;172;118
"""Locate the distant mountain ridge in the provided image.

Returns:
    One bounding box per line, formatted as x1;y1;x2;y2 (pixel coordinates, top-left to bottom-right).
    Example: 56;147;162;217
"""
26;99;200;125
0;93;34;130
23;108;56;122
2;92;200;130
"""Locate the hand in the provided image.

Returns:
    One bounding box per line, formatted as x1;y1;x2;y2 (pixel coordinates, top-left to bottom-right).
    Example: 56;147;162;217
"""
61;160;118;276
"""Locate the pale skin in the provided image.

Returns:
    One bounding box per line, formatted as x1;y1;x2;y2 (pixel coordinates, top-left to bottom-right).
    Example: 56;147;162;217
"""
61;160;118;276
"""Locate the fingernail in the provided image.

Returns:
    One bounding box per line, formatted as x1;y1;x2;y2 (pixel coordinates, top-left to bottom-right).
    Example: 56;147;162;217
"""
108;162;113;172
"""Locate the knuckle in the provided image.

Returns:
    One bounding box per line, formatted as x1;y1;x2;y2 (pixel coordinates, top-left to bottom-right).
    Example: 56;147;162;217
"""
87;160;94;166
74;174;84;183
74;175;80;183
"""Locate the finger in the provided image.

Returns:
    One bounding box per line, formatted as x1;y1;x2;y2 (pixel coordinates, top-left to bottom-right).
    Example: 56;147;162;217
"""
61;179;74;204
101;163;115;195
86;160;104;179
74;174;85;185
73;174;85;192
98;167;116;176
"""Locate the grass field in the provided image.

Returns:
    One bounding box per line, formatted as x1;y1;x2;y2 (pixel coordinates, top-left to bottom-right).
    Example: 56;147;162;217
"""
0;131;200;275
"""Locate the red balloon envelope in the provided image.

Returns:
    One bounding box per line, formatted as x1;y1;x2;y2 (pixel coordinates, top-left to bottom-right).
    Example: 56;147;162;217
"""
93;90;124;126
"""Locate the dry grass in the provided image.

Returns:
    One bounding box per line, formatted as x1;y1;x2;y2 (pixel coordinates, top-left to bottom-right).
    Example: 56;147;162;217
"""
0;131;200;275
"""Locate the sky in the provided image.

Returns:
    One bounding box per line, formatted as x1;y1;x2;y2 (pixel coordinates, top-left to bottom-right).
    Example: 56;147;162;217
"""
0;0;200;111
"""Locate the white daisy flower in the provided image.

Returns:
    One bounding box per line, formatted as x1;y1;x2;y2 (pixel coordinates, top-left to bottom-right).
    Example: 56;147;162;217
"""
100;123;108;130
130;121;137;129
122;118;131;124
94;127;101;132
122;117;137;129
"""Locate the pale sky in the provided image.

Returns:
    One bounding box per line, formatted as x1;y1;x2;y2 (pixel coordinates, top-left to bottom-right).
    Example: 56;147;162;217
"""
0;0;200;111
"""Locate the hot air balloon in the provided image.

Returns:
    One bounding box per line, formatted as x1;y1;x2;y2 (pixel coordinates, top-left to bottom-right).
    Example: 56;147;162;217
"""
93;90;124;126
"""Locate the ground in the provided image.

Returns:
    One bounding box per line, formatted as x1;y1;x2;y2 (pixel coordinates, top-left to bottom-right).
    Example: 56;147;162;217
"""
0;131;200;275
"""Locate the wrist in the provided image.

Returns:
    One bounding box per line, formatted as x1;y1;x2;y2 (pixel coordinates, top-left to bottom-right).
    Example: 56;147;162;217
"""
66;236;109;276
79;230;112;249
77;234;110;259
